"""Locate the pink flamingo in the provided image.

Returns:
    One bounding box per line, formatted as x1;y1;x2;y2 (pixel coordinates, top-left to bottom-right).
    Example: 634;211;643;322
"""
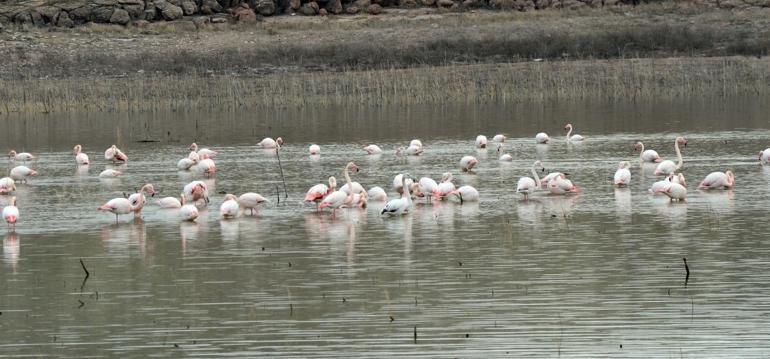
305;176;337;210
179;193;200;222
73;145;90;165
104;145;128;163
364;145;383;155
127;184;157;218
698;170;735;190
649;173;686;194
189;143;217;158
460;156;478;172
8;150;34;162
493;134;507;142
759;148;770;165
309;144;320;155
535;132;549;144
10;166;37;183
548;174;578;195
497;143;513;161
475;135;488;148
3;196;19;228
656;182;687;202
450;185;479;204
99;169;122;178
184;181;210;205
432;172;456;200
655;137;687;175
220;194;240;219
98;197;138;222
613;161;631;187
194;153;216;176
564;124;584;142
258;137;283;149
634;141;661;163
413;177;439;202
155;195;182;208
319;162;359;218
237;193;268;216
367;186;388;202
0;177;16;194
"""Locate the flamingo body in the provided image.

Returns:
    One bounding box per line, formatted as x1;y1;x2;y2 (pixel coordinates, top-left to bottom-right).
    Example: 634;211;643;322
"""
220;194;240;219
309;144;320;155
367;186;388;201
493;134;506;142
460;156;478;172
698;171;734;190
613;161;631;187
3;197;19;226
10;166;37;182
99;169;122;178
759;148;770;165
156;197;182;208
451;185;479;203
536;132;549;144
0;178;16;194
364;145;383;155
475;135;488;148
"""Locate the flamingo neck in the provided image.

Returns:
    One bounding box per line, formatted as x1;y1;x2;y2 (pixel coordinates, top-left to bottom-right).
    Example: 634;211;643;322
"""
402;177;412;206
566;126;572;140
674;140;683;170
531;164;542;189
638;142;645;163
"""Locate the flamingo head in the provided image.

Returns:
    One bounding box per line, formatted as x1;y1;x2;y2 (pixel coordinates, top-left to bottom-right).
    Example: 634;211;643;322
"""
188;143;198;151
224;194;237;201
564;123;572;131
469;158;478;166
395;147;404;156
441;172;453;182
347;162;360;173
141;184;156;197
633;141;643;151
676;136;688;147
8;150;16;158
73;145;81;155
619;161;631;169
328;176;337;189
276;137;284;146
533;160;545;173
725;170;735;185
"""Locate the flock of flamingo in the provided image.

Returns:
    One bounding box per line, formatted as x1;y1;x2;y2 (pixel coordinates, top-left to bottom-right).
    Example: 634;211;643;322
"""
1;122;767;229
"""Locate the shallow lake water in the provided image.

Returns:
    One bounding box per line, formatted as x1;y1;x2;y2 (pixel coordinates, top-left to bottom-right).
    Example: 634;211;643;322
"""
1;99;770;357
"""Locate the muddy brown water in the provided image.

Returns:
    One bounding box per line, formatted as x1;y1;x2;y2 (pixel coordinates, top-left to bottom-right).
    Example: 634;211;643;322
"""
1;99;770;357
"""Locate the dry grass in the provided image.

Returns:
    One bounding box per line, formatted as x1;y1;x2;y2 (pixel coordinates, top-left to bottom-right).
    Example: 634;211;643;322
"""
1;57;766;113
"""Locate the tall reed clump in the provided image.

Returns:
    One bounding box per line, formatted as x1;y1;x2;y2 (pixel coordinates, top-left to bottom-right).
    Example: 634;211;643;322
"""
0;57;767;114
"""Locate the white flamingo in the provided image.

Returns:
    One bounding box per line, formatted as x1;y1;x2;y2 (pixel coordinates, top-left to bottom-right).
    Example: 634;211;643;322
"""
564;123;584;142
308;144;320;155
367;186;388;202
155;195;182;208
634;141;661;163
655;137;687;175
179;193;200;221
73;145;90;165
238;193;268;216
516;160;544;200
0;178;16;195
493;134;506;142
189;143;217;158
432;172;456;200
10;166;37;183
535;132;549;144
613;161;631;187
97;197;138;222
364;145;383;155
475;135;488;148
8;150;34;162
320;162;360;218
183;180;210;205
548;174;578;195
381;175;413;216
698;170;735;190
759;148;770;165
649;173;686;194
99;169;122;178
220;194;240;219
450;185;479;204
257;137;283;149
3;196;19;228
656;182;687;202
460;156;478;172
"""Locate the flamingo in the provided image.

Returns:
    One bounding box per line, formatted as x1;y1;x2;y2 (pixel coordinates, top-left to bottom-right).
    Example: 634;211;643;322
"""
237;193;268;216
319;162;360;218
634;141;661;163
364;145;383;155
8;150;34;162
535;132;549;144
450;185;479;204
759;148;770;165
99;169;122;178
305;176;337;209
460;156;478;172
613;161;631;187
367;186;388;202
194;153;216;176
516;160;544;200
179;193;200;221
649;173;686;194
220;194;240;219
540;171;565;189
258;137;283;149
410;139;423;149
564;123;584;142
432;172;456;200
0;178;16;194
655;137;687;175
698;170;735;190
3;196;19;228
493;134;507;142
414;177;439;202
104;145;128;163
155;195;182;208
392;173;415;195
183;181;210;205
308;144;320;155
475;135;488;148
72;145;90;165
127;184;157;217
10;166;37;183
381;174;413;216
548;174;578;195
97;197;138;222
397;144;423;156
189;143;217;158
344;192;368;209
177;155;197;170
656;182;687;202
497;143;513;161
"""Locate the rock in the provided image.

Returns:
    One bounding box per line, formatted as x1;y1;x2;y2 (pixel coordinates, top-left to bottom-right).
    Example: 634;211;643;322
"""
326;0;342;13
489;0;514;8
134;19;150;27
191;15;208;28
181;0;198;15
167;0;182;5
54;11;75;27
210;15;228;22
58;1;89;12
318;7;328;15
68;4;95;23
367;3;381;13
289;0;301;10
399;0;418;7
36;6;61;22
437;0;453;6
353;0;371;7
110;8;130;24
155;0;184;20
234;5;257;21
92;6;114;22
95;0;119;5
298;2;319;15
122;4;144;18
200;0;224;14
345;4;360;12
420;0;436;5
143;3;157;20
253;0;276;15
13;11;32;24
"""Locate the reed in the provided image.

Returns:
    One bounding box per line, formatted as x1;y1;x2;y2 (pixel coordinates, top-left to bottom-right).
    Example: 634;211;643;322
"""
0;57;767;114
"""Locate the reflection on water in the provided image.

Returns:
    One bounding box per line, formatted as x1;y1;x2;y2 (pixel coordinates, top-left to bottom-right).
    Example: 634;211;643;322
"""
1;100;770;356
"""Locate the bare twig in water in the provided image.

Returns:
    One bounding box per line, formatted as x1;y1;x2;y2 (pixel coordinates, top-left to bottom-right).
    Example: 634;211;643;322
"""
275;147;288;200
683;258;690;287
413;326;417;344
79;259;90;292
